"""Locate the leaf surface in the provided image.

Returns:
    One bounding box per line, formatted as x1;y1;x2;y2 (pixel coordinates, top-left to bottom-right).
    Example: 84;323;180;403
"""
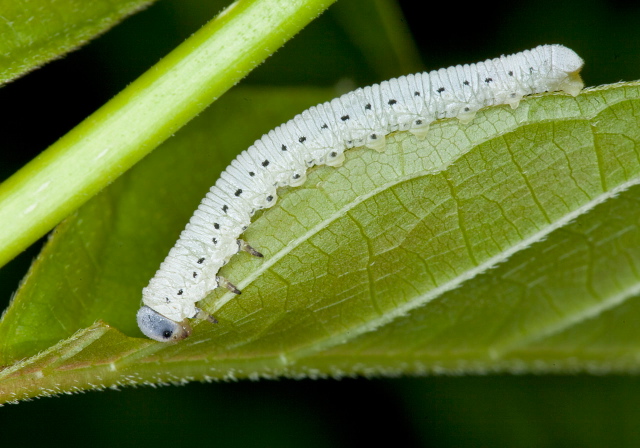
0;0;155;85
1;82;639;403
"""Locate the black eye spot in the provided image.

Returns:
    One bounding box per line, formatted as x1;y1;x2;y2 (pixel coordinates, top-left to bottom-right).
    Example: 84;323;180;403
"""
214;223;220;229
249;171;255;177
177;289;183;295
341;115;350;121
370;133;377;140
415;119;422;125
197;257;205;264
163;330;172;339
281;144;287;151
463;80;470;86
414;91;420;96
293;174;300;179
485;77;493;83
508;70;514;76
436;87;445;93
365;103;372;110
464;107;470;112
299;136;307;143
234;189;242;197
266;195;273;202
388;99;397;105
330;152;337;157
262;160;270;167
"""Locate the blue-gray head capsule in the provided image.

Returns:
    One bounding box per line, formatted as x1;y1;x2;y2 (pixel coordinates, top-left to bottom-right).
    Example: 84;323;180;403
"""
136;306;192;342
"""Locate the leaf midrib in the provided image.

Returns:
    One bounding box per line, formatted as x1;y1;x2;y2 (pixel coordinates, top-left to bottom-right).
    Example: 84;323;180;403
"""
285;145;640;363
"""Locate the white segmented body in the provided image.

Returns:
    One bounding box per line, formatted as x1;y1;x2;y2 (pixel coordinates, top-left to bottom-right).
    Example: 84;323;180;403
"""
137;44;584;342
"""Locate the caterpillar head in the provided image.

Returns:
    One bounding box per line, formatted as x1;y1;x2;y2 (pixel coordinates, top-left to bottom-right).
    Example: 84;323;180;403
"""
137;306;192;342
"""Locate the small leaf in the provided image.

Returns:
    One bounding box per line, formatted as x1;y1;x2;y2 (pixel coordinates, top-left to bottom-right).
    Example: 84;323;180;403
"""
1;82;639;403
0;0;155;85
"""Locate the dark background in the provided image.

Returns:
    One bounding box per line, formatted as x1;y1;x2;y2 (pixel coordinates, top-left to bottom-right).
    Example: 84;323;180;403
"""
2;0;640;446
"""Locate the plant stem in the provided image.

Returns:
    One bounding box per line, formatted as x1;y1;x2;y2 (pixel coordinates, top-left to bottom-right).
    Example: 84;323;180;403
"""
0;0;336;269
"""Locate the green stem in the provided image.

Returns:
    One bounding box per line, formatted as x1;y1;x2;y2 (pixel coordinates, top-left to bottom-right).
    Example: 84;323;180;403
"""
0;0;336;269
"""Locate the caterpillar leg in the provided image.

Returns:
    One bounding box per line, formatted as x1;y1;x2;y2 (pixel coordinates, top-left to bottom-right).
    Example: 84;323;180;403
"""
457;111;476;124
365;132;386;152
217;275;242;294
237;239;263;258
558;71;584;97
325;150;345;167
505;93;522;109
194;307;218;324
409;119;430;140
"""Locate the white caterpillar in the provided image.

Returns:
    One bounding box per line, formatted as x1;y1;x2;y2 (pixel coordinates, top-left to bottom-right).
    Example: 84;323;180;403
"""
137;44;584;342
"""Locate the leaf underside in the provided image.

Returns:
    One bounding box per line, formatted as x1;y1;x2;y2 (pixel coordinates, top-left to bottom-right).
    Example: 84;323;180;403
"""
1;82;639;403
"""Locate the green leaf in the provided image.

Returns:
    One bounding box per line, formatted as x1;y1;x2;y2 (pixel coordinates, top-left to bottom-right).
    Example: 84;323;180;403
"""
0;0;156;86
0;0;336;270
1;82;639;403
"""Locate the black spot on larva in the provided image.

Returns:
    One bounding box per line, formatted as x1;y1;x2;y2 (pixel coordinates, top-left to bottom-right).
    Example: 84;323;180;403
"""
242;226;247;230
293;174;300;179
299;136;307;143
262;160;270;167
508;70;514;76
177;289;183;295
436;87;445;93
388;99;397;105
235;189;243;197
266;195;273;202
365;103;372;110
463;80;470;86
485;77;493;83
330;151;337;157
213;237;218;244
281;144;287;151
214;223;220;229
197;257;205;264
222;204;228;213
414;91;420;96
464;107;470;112
529;67;534;73
165;297;170;303
249;171;255;177
415;119;422;125
321;123;329;129
341;115;350;121
193;272;197;278
370;133;377;140
347;140;353;145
